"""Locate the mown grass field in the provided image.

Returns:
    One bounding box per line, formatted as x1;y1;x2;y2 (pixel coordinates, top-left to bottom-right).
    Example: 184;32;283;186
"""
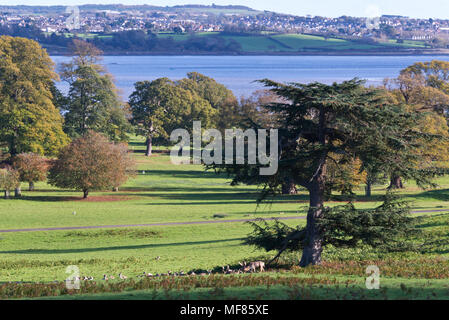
0;136;448;299
155;32;425;52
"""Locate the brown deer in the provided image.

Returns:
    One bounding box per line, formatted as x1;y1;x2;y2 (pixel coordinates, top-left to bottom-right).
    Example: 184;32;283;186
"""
239;261;265;273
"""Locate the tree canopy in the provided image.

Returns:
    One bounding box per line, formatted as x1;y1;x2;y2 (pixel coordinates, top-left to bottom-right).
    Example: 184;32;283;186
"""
13;153;48;191
59;40;131;141
0;36;69;156
0;167;20;198
383;60;449;188
48;131;135;198
129;76;217;156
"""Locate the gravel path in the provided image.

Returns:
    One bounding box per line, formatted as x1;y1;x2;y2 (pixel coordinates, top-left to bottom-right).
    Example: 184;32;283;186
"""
0;209;447;233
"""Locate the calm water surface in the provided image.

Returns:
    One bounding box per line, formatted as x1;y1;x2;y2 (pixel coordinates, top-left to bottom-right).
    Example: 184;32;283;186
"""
51;55;449;100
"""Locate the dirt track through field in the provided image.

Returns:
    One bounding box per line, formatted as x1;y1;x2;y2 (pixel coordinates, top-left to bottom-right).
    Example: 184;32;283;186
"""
0;209;447;233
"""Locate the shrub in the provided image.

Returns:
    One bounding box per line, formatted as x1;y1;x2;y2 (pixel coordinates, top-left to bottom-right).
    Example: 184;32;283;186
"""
244;193;420;265
0;167;20;199
13;153;48;191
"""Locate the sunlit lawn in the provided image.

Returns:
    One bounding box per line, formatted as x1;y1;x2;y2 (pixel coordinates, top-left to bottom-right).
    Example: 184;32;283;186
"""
0;136;448;299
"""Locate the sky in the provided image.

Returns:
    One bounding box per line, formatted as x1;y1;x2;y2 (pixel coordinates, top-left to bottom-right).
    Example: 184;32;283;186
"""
2;0;449;19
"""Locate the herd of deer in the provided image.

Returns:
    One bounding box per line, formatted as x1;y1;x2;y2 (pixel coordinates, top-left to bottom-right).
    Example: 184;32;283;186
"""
219;261;265;274
98;261;266;281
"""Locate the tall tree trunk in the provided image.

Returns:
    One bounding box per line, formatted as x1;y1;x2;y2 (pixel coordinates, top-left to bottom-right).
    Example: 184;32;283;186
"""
4;190;10;199
299;162;326;268
282;177;297;195
389;175;403;189
299;183;324;267
365;179;372;197
83;189;89;199
29;181;35;191
9;133;17;157
145;136;152;157
15;186;22;197
112;187;119;192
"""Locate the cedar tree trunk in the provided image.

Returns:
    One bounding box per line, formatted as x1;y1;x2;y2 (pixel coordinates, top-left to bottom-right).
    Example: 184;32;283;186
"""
299;169;326;267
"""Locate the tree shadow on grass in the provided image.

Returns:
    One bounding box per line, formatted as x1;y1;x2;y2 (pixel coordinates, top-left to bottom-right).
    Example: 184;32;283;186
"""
403;189;449;202
141;169;226;179
9;189;269;204
120;185;256;193
9;195;82;202
134;192;309;206
19;189;76;193
0;237;243;255
415;214;449;228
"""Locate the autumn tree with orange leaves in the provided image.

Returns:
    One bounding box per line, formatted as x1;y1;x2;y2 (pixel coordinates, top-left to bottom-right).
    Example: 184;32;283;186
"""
48;131;135;198
384;60;449;189
13;153;49;191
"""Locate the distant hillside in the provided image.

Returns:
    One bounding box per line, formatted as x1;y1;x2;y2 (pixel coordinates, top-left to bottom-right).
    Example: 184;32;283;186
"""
37;30;438;56
172;4;256;11
0;4;262;15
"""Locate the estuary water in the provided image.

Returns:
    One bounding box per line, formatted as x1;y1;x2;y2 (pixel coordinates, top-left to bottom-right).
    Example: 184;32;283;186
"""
51;55;449;100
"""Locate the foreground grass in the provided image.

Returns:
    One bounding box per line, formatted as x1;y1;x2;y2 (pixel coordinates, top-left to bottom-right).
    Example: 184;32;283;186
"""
0;136;448;299
6;254;449;300
33;278;449;300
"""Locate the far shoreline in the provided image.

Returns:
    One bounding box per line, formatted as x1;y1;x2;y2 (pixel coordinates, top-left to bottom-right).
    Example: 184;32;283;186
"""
45;48;449;57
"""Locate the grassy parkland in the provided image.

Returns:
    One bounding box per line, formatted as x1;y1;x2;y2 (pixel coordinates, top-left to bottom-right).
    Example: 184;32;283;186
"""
0;137;448;299
1;35;449;300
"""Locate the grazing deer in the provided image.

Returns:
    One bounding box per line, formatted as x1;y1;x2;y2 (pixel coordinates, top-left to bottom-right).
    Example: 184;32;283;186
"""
222;265;232;274
239;261;265;273
240;262;251;273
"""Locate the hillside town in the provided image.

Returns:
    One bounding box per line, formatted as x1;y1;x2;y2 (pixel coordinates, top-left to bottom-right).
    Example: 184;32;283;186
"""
1;4;449;43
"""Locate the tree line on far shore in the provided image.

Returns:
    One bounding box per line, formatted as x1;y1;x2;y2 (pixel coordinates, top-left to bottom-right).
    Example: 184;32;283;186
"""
0;25;243;54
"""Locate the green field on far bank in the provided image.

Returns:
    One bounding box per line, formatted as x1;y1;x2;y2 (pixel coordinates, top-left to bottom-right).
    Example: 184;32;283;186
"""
157;32;427;52
50;31;428;53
